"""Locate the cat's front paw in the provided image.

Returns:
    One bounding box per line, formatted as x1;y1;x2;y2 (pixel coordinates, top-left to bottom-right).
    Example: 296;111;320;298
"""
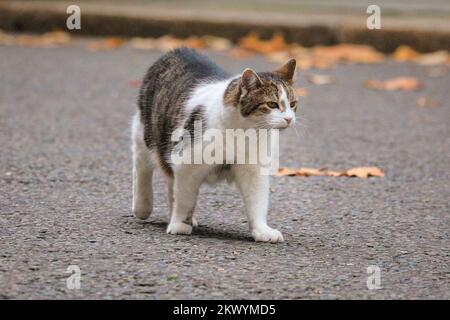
252;226;284;243
167;222;193;235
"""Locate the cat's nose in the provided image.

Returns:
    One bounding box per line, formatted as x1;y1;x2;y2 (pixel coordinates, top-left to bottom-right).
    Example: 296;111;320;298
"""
284;117;292;125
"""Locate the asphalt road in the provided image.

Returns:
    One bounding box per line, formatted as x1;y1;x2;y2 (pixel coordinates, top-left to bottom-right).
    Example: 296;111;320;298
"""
0;41;449;299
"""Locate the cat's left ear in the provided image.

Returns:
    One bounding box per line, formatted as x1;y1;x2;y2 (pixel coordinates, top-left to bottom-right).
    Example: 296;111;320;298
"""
274;59;297;83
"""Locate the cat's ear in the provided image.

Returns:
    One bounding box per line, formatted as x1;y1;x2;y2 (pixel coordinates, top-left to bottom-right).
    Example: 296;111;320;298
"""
274;59;296;83
241;68;262;93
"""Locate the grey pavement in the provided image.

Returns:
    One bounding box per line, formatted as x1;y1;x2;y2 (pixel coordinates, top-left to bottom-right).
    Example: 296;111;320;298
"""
0;40;449;299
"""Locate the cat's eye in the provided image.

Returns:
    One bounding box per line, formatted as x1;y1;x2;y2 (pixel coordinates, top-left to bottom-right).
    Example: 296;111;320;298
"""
267;102;279;109
291;101;298;111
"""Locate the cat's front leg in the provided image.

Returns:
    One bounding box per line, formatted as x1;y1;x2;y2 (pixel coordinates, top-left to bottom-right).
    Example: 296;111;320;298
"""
233;165;284;243
167;166;204;235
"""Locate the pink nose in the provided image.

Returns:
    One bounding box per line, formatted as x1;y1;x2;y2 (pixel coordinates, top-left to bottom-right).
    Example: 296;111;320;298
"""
284;117;292;125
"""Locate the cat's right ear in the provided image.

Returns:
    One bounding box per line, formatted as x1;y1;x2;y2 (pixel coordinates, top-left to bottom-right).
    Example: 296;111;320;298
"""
241;68;262;95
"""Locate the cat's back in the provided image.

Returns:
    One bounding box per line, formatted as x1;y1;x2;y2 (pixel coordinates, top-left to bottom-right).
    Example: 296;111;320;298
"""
138;48;229;175
139;48;229;114
139;47;228;101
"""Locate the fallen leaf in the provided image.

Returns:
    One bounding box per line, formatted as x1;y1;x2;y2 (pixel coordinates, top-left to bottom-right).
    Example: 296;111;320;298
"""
88;37;125;51
306;73;335;85
275;167;297;176
0;30;71;48
393;45;420;62
295;87;308;97
312;44;385;65
296;168;326;177
130;37;157;50
345;167;385;179
327;170;344;177
393;46;449;66
239;32;288;54
365;77;422;91
202;36;232;51
275;166;384;179
416;51;449;66
155;35;184;52
184;36;206;49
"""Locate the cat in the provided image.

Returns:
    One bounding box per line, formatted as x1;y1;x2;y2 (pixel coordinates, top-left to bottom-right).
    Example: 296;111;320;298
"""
132;48;297;243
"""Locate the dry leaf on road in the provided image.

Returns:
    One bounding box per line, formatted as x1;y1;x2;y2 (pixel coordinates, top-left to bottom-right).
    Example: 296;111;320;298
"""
365;77;422;91
238;32;288;54
416;51;449;66
312;44;385;65
393;46;449;65
275;168;297;176
0;31;71;48
306;73;335;85
275;167;385;179
295;87;308;97
88;37;125;51
345;167;385;179
393;45;421;62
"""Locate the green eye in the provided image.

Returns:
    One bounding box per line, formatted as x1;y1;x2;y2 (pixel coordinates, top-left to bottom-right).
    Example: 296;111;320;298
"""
267;102;279;109
291;101;298;111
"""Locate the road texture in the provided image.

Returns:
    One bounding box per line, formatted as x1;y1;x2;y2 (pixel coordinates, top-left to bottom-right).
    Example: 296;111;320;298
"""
0;40;449;299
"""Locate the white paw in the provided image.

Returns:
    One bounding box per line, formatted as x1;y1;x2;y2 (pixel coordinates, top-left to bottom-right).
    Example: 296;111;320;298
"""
167;222;193;235
132;199;152;220
192;217;198;227
252;226;284;243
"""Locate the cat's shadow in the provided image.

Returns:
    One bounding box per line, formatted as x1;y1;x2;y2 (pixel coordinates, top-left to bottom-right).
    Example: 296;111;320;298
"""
137;220;252;242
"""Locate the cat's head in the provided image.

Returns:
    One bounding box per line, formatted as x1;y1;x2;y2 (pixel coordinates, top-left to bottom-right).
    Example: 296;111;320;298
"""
228;59;298;130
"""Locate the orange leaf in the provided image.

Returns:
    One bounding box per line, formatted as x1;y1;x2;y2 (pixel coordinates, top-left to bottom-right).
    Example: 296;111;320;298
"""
327;170;344;177
295;87;308;97
345;167;385;179
184;36;206;49
239;32;288;54
274;166;384;179
275;167;297;176
393;45;420;62
365;77;422;91
306;73;335;85
88;37;125;51
313;44;384;65
296;168;326;177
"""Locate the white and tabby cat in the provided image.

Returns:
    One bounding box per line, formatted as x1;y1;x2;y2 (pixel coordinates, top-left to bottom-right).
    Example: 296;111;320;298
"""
132;48;297;243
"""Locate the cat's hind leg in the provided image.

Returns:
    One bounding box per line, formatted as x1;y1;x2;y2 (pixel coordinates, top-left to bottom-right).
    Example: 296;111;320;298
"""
131;113;154;220
167;166;204;235
167;176;199;226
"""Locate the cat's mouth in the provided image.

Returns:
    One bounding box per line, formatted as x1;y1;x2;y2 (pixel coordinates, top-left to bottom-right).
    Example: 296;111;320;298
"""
275;123;292;130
